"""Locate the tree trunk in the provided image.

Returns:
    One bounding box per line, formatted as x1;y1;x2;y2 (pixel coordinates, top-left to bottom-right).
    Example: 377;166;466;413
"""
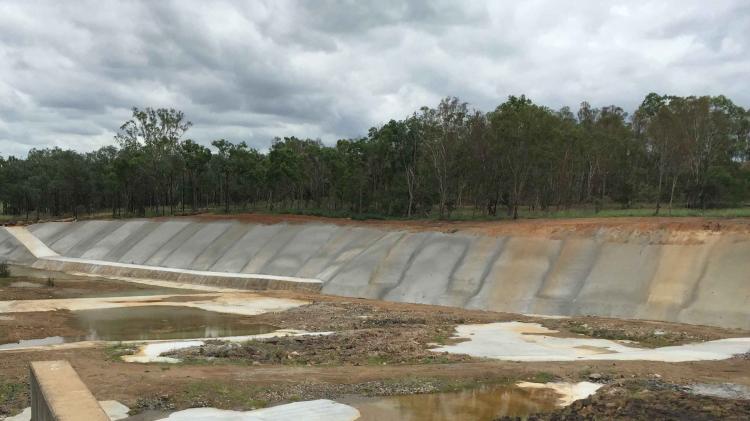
668;174;678;216
654;165;664;215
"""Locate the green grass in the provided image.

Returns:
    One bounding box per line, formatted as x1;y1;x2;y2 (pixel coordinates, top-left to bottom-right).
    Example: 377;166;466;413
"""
0;380;28;417
532;372;557;383
182;380;267;410
5;203;749;224
104;343;137;361
207;202;750;221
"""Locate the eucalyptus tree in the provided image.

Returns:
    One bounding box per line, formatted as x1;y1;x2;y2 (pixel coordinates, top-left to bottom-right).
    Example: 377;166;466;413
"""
115;107;192;215
180;139;211;211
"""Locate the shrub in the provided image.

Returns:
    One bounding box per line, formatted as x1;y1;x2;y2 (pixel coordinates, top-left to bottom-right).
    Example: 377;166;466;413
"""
0;261;9;278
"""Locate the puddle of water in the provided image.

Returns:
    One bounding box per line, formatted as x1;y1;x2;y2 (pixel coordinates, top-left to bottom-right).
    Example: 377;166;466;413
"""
71;306;278;341
0;306;278;348
0;336;65;350
342;384;561;421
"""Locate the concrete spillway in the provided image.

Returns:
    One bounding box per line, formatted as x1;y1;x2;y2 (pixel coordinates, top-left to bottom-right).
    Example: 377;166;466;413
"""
2;218;749;329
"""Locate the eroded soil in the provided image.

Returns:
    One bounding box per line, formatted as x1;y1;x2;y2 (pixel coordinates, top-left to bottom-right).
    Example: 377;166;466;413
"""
184;212;750;238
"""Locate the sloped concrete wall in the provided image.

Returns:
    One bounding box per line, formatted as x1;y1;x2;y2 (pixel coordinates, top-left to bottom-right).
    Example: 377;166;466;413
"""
0;227;35;264
4;219;750;329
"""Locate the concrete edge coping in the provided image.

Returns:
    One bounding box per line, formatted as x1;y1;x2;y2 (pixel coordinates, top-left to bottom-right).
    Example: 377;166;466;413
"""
29;360;109;421
42;256;323;284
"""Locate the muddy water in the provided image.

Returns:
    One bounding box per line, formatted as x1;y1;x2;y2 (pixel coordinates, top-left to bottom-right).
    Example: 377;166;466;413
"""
0;306;278;349
344;384;561;421
72;306;277;341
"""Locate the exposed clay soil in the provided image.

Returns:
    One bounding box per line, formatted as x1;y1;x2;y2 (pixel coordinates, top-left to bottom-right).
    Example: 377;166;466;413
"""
181;212;750;238
0;310;83;344
0;273;192;301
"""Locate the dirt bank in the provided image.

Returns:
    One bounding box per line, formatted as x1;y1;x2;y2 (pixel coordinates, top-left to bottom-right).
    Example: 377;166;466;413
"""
184;212;750;238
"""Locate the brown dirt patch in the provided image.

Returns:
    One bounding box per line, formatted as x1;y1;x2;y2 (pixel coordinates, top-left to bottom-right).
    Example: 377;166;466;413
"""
0;275;191;301
0;310;83;344
173;212;750;238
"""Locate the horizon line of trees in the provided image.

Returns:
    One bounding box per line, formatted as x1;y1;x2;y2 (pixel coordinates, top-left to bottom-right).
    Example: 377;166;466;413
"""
1;93;749;220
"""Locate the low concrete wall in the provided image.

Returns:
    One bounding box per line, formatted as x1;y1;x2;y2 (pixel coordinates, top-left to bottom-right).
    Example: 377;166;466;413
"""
29;360;109;421
31;258;323;293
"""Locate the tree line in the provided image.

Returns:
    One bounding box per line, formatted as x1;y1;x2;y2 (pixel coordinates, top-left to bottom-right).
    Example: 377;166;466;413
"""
1;93;749;220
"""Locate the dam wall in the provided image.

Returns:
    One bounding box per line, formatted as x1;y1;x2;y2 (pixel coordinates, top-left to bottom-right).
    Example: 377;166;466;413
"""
2;218;749;329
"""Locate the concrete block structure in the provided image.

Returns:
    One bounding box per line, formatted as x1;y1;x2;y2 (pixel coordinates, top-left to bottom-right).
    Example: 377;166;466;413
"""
29;361;109;421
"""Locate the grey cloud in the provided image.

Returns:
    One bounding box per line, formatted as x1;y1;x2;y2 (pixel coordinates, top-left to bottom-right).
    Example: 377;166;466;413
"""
0;0;749;159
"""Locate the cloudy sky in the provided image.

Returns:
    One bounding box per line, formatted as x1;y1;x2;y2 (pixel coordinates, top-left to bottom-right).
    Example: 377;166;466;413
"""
1;0;748;157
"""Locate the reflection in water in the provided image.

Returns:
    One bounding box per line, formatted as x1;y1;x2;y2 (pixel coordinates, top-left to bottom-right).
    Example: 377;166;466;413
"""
0;336;65;350
72;306;277;341
345;384;561;421
0;306;277;348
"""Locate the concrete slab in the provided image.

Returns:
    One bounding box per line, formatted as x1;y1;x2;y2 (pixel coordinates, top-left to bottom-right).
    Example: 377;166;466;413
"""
260;224;337;275
678;236;750;328
161;222;232;268
295;227;361;278
530;238;599;315
315;228;387;282
143;223;205;266
4;226;59;258
383;234;470;303
120;220;192;264
189;223;251;271
5;401;129;421
364;232;432;299
154;400;360;421
436;236;505;307
65;221;125;258
573;243;661;319
81;220;149;260
323;231;404;297
242;224;302;273
467;237;562;313
48;220;113;256
210;224;282;273
103;221;158;262
432;322;750;362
